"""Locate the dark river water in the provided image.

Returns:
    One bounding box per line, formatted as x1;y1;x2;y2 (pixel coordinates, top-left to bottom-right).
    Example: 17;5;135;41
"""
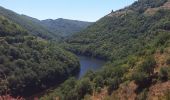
27;55;106;99
77;55;106;78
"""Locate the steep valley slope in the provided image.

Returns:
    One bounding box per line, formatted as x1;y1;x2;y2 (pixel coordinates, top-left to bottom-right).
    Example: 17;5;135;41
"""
0;6;92;40
42;0;170;99
0;15;80;97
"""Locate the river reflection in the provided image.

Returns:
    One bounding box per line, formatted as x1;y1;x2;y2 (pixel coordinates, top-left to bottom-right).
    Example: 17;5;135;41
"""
77;55;106;79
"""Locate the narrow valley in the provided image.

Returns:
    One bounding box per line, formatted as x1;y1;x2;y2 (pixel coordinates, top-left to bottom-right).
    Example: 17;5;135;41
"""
0;0;170;100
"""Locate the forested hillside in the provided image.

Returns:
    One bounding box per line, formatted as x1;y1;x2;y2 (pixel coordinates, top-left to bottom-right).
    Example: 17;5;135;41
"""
0;16;80;97
21;15;92;37
0;6;58;40
66;0;170;61
41;18;92;37
42;0;170;99
0;6;92;40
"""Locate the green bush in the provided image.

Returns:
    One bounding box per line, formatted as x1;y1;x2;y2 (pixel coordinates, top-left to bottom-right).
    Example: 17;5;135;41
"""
159;67;170;81
76;78;93;98
108;77;121;95
139;57;156;75
0;16;80;96
94;75;104;88
136;89;148;100
131;72;148;85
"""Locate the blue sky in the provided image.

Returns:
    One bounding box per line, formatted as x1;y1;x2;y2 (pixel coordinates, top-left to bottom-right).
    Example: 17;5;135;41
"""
0;0;137;22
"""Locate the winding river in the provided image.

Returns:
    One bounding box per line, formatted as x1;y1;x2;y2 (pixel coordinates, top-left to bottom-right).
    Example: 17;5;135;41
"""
27;55;106;99
77;55;106;78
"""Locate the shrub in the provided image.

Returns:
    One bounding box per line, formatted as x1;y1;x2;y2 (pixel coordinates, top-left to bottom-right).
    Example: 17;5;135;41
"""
108;77;121;95
159;67;169;81
76;78;92;98
156;33;170;46
139;57;156;75
94;75;104;88
136;89;148;100
14;59;26;68
131;72;148;85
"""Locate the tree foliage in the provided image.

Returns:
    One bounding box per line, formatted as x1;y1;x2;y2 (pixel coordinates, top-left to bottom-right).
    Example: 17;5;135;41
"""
0;16;80;96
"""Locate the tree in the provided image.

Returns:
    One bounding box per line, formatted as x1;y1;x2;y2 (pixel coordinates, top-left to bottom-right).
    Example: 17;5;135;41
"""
131;57;156;86
131;71;148;85
139;57;156;75
14;59;26;69
94;75;104;88
76;78;92;98
108;77;121;95
159;67;169;81
8;47;20;59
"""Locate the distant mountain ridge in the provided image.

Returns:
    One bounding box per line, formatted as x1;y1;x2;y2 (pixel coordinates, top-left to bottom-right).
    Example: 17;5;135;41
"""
21;15;92;37
0;6;57;40
41;18;92;37
0;6;92;39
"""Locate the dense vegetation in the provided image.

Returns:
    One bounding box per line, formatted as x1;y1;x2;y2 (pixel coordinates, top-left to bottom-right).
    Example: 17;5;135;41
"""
41;18;92;37
129;0;168;13
66;9;170;61
0;7;91;40
0;16;80;97
0;6;59;40
42;0;170;99
0;0;169;99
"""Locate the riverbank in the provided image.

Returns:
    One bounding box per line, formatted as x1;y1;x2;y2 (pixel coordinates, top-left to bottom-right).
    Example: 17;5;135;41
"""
26;55;106;99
